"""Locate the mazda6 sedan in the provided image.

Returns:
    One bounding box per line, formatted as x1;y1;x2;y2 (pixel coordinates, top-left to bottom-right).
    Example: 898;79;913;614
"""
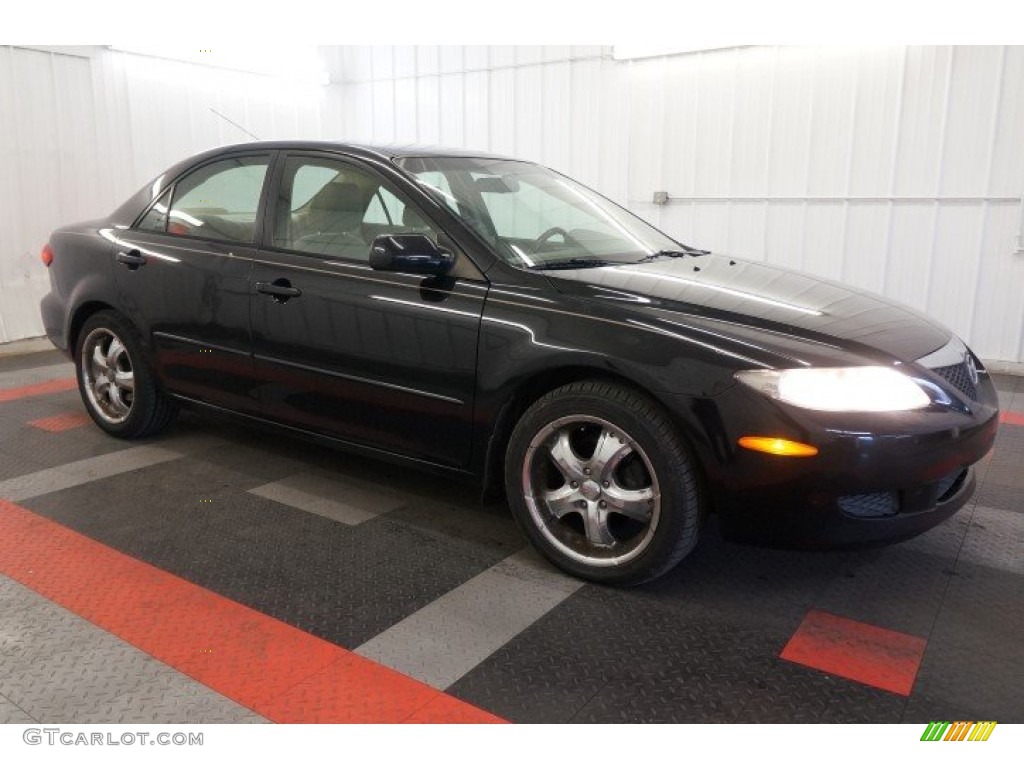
39;142;1000;584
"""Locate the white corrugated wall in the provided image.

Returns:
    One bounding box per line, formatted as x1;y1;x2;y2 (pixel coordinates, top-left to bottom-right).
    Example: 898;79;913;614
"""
0;45;326;344
329;45;1024;365
3;45;1023;365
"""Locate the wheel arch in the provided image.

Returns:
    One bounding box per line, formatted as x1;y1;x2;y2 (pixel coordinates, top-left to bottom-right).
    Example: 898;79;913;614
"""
480;365;707;503
68;300;117;357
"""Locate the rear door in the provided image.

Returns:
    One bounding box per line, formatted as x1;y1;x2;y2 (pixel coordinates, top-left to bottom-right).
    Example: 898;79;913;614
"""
114;152;272;413
250;152;487;468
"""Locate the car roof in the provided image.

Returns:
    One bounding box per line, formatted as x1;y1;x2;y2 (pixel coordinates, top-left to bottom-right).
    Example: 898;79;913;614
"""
205;140;521;163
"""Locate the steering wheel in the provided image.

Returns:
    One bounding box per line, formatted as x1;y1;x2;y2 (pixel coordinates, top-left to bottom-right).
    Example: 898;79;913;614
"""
530;226;580;252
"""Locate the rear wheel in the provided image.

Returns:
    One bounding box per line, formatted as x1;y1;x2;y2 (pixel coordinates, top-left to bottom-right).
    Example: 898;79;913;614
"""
505;380;705;585
76;311;177;438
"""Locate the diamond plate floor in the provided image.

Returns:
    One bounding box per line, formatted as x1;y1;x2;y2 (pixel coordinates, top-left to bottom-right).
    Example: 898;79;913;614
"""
0;351;1021;723
0;575;266;724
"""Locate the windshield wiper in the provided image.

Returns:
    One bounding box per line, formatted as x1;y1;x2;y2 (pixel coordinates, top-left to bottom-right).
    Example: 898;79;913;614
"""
530;258;615;271
637;247;711;262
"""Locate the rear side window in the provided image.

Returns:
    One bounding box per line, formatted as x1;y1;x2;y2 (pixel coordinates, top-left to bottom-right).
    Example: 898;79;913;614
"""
138;156;270;244
136;188;172;234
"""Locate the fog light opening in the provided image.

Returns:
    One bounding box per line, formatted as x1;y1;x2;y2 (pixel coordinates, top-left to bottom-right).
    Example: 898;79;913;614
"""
738;436;819;457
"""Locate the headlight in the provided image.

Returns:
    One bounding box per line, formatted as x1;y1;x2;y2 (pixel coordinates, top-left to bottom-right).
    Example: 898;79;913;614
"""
735;367;931;412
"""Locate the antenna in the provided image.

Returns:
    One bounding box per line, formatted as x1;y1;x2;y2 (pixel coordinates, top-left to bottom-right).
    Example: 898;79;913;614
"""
209;108;261;141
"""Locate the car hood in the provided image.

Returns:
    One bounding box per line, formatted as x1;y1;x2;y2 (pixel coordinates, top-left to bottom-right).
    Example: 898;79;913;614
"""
542;253;952;366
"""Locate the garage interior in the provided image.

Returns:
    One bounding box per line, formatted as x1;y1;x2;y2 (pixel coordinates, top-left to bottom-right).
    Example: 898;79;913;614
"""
1;44;1022;725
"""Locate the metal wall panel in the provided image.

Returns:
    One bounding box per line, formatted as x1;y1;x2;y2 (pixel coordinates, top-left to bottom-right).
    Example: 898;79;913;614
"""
323;45;1020;362
0;46;326;343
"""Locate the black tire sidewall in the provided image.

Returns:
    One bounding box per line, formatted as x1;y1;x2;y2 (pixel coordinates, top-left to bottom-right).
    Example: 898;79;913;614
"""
505;382;703;585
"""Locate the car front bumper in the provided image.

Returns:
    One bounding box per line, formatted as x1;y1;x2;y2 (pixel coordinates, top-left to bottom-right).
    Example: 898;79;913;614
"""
679;374;1000;548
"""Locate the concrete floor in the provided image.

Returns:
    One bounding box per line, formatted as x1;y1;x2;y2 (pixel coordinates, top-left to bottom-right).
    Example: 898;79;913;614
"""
1;348;1021;723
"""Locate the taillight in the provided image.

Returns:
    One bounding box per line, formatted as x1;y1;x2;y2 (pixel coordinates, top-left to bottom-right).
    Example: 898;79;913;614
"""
41;244;54;267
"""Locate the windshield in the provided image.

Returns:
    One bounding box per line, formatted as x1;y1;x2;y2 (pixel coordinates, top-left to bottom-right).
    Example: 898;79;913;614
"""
396;156;689;269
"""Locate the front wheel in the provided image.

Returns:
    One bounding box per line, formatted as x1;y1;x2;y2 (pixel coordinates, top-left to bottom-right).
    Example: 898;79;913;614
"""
76;310;178;438
504;381;705;585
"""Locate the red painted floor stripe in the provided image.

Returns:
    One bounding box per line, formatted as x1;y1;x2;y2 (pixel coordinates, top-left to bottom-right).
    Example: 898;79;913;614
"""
779;609;927;696
0;498;504;724
0;377;77;403
28;411;91;432
1000;410;1024;427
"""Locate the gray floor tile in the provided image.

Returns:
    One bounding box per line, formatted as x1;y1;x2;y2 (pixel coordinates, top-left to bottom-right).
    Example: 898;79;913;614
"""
0;693;36;724
958;505;1024;576
973;481;1024;514
188;439;307;482
0;362;74;389
0;585;114;669
0;444;181;502
0;450;49;482
0;577;268;724
996;389;1015;409
907;634;1024;723
83;670;267;724
990;373;1022;393
249;471;408;526
0;350;67;373
811;542;959;638
900;505;974;558
356;548;582;689
929;563;1024;669
230;709;272;723
3;648;171;722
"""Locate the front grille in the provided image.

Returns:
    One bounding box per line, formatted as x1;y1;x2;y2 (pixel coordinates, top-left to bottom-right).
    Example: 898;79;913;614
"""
838;491;898;518
931;362;978;402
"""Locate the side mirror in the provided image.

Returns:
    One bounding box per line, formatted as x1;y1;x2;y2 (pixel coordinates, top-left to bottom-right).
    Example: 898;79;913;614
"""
369;233;454;276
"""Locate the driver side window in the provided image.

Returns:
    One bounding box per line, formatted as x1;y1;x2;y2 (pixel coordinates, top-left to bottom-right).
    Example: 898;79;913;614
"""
273;157;441;260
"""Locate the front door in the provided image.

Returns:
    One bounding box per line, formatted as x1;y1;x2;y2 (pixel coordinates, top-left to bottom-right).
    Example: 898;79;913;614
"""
250;152;486;468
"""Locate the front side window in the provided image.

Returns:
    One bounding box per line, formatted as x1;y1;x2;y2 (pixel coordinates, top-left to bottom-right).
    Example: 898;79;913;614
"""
273;156;440;260
141;156;269;244
397;157;686;270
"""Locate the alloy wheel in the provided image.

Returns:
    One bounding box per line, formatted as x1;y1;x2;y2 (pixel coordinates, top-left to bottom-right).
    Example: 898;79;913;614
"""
521;415;661;567
81;327;135;424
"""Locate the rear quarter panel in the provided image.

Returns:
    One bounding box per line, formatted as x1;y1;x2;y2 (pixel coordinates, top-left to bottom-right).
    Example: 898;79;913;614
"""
45;222;122;354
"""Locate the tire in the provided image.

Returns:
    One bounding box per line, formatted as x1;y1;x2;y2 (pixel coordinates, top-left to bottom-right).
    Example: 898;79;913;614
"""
75;310;178;439
504;380;705;585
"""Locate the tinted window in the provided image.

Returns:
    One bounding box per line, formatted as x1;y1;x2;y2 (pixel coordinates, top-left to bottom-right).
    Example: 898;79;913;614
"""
399;157;683;269
364;188;406;225
273;157;439;260
163;156;269;244
136;187;172;234
476;173;603;240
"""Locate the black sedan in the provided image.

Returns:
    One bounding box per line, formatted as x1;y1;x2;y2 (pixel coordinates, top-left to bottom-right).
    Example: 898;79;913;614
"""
39;142;1000;584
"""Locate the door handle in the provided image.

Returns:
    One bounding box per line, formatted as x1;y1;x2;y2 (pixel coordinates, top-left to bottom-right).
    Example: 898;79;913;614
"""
116;249;146;269
256;279;302;303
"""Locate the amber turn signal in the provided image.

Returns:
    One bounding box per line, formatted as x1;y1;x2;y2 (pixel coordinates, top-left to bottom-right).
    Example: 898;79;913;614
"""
40;244;54;267
738;436;819;457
